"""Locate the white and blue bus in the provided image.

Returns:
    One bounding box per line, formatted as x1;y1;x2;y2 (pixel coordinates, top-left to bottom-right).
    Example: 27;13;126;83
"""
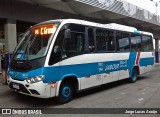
8;19;155;103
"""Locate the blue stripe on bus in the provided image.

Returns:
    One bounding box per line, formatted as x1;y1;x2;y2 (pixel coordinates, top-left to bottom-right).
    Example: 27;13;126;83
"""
128;52;137;76
8;54;154;83
139;57;154;66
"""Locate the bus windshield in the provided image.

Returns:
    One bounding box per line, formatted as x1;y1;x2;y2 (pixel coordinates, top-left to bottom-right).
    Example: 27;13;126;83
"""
13;23;59;60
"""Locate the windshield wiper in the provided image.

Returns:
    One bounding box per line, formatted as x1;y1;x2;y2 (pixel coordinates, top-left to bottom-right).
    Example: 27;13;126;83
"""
23;34;37;68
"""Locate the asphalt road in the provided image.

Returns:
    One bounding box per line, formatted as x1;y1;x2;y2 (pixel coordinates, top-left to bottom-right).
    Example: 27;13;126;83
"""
0;64;160;117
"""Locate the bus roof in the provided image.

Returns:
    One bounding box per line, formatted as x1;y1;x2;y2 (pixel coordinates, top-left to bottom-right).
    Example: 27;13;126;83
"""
35;19;153;36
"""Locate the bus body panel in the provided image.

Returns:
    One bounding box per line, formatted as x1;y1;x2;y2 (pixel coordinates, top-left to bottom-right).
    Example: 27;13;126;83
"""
8;77;53;98
8;51;154;98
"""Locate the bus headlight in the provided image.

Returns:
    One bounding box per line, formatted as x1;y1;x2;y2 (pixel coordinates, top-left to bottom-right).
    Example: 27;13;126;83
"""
26;75;45;83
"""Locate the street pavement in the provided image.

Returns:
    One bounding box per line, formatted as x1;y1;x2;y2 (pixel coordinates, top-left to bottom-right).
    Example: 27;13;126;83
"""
0;64;160;117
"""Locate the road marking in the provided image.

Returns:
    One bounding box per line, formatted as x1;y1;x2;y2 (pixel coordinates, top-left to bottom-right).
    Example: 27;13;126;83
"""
121;93;125;95
138;98;144;101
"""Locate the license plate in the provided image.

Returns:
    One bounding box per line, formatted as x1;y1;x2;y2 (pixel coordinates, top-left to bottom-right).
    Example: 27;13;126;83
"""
13;83;20;90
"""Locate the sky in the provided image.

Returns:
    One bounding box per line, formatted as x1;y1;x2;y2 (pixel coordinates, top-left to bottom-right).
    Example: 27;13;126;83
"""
124;0;160;15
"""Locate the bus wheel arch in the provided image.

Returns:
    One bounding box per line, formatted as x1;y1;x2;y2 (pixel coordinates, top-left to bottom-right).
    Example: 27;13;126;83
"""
133;66;140;75
129;66;140;83
57;76;79;104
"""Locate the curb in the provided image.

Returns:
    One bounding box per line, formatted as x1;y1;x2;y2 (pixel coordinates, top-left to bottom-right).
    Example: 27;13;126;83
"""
155;63;160;67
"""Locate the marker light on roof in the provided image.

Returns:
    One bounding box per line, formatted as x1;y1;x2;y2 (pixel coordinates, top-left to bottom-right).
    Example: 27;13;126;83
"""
134;30;141;34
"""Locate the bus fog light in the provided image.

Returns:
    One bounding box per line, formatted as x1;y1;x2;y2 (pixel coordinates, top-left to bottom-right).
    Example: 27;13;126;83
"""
26;75;45;83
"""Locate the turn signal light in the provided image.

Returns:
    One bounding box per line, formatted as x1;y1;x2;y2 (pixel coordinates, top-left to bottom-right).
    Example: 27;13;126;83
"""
51;82;56;88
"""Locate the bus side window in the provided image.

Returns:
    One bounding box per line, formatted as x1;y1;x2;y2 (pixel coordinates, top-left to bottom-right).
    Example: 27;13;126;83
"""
116;32;130;52
49;31;64;65
96;29;115;52
105;30;115;51
63;32;84;58
131;33;142;52
96;29;106;52
142;35;153;51
60;24;85;59
88;28;95;52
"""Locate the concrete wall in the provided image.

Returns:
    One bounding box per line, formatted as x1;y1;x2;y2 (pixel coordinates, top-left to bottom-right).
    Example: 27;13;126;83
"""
0;0;105;23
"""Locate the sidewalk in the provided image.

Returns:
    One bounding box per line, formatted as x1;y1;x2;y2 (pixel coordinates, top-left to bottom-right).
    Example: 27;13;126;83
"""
0;74;2;88
0;74;10;93
0;73;8;84
0;74;2;83
0;74;8;87
0;73;7;85
155;62;160;67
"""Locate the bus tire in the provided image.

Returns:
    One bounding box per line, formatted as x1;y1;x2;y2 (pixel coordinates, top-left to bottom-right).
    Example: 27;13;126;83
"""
129;69;137;83
57;82;73;104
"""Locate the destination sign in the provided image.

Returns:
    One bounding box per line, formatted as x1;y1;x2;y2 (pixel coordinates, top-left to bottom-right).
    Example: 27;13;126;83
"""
32;24;57;35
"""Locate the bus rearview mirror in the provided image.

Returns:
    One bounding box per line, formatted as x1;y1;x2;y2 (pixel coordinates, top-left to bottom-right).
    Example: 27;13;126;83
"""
64;29;71;39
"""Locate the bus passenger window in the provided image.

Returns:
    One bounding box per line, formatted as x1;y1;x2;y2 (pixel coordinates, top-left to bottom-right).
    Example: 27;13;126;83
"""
131;33;142;52
116;32;130;52
63;32;84;58
96;29;106;52
142;35;153;51
96;29;114;52
88;28;95;52
105;30;114;51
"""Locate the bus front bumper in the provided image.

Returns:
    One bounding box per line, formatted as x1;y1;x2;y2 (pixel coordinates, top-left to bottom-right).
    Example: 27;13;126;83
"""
8;76;56;98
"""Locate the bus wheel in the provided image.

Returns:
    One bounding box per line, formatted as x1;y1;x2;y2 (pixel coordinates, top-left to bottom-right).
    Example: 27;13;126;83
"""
57;82;73;104
129;69;137;83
